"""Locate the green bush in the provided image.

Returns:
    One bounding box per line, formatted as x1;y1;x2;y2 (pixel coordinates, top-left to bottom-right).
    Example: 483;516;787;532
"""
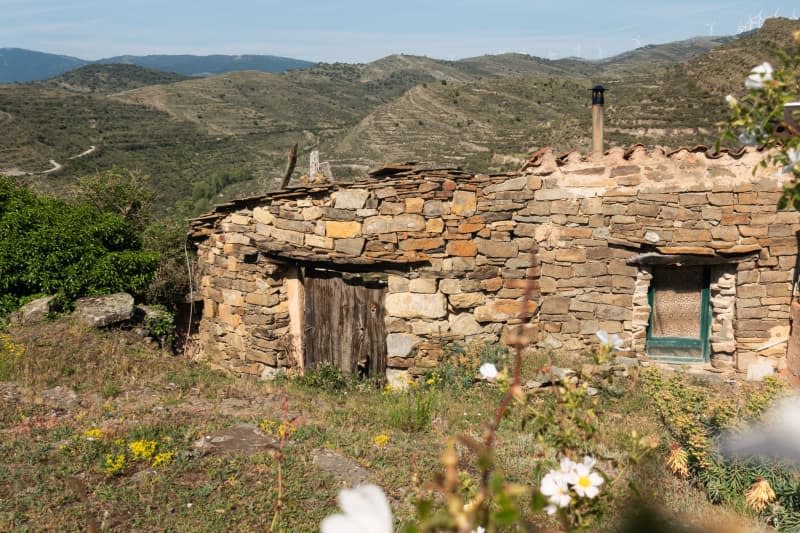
0;177;158;315
384;385;437;433
643;370;800;530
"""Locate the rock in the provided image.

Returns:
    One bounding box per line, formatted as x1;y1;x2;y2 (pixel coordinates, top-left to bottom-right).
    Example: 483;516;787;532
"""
386;368;410;389
523;379;544;390
74;293;135;327
312;449;371;487
386;333;417;358
746;361;775;382
451;191;477;216
39;386;79;409
612;356;640;369
385;292;447;319
535;366;575;384
192;424;278;455
130;468;158;484
334;189;369;210
0;382;21;403
14;295;57;325
448;313;482;336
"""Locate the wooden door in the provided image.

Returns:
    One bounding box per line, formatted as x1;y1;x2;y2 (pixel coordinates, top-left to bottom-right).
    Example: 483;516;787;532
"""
303;268;387;377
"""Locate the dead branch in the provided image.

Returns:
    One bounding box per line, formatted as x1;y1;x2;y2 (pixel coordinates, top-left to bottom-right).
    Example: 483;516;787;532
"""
280;143;298;189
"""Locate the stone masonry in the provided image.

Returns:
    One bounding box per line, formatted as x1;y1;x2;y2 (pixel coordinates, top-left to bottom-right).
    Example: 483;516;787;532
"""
189;145;800;381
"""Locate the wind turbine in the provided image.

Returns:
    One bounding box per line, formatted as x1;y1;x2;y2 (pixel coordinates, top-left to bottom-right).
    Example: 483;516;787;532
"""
576;43;582;58
632;35;641;48
706;22;714;36
597;47;603;59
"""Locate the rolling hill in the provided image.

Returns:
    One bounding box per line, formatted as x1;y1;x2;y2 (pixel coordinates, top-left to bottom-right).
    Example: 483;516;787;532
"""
44;64;191;94
0;48;87;83
97;54;314;77
1;18;798;215
0;49;315;83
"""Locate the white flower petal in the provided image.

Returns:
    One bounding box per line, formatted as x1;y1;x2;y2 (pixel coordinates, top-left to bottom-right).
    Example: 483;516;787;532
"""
479;363;498;379
745;62;773;89
584;485;600;499
330;484;392;533
545;504;558;515
595;330;609;344
321;514;371;533
610;334;624;350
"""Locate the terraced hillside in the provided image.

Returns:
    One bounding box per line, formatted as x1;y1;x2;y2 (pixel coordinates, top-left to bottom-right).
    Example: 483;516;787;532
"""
332;68;724;173
686;17;800;96
1;19;797;214
0;84;256;211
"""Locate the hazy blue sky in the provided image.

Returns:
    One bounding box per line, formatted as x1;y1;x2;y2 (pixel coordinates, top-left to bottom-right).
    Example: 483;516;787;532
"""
1;0;798;62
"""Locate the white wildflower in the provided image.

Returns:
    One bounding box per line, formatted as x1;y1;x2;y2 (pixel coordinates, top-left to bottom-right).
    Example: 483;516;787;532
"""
745;62;773;90
725;94;738;107
540;470;572;510
567;457;604;499
738;130;758;146
595;329;623;351
320;484;393;533
479;362;498;379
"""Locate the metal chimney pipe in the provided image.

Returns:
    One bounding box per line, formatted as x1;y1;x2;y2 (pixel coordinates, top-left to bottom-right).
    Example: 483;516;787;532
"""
591;85;605;154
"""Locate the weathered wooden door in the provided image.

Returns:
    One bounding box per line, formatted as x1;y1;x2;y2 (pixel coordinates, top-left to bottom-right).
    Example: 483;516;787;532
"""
303;268;387;377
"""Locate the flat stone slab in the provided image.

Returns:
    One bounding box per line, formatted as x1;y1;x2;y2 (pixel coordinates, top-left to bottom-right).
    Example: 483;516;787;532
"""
74;293;134;327
192;423;278;455
312;448;371;487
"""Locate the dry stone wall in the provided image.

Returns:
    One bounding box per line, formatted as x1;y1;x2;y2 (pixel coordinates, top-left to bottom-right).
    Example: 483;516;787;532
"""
190;146;800;380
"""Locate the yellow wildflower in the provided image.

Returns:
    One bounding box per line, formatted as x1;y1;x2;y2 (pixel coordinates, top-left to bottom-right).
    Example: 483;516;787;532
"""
83;428;103;441
259;418;278;434
104;453;126;475
277;420;294;439
373;433;390;447
128;439;157;461
152;451;175;468
745;477;776;512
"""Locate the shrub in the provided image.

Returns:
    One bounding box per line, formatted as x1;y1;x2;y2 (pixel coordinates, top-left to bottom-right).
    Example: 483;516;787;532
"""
0;177;158;314
643;370;800;530
384;384;437;433
294;364;361;392
426;341;510;390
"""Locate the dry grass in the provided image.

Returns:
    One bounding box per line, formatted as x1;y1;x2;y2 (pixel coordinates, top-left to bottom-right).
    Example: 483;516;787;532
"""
0;319;779;531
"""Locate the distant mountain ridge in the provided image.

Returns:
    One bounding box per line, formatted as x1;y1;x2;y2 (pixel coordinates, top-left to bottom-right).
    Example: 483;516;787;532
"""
0;48;87;83
0;49;315;83
2;18;798;215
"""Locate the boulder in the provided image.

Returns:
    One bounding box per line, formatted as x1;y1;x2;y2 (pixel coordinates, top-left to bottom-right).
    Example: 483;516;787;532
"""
14;295;57;325
74;293;135;328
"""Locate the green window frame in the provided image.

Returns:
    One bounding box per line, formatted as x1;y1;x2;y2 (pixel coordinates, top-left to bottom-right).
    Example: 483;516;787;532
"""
646;266;711;363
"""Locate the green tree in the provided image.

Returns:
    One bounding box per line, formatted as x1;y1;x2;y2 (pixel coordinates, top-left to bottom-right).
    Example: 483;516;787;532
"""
0;177;158;315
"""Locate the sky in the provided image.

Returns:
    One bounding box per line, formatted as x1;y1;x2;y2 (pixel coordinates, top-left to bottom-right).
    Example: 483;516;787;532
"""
1;0;799;62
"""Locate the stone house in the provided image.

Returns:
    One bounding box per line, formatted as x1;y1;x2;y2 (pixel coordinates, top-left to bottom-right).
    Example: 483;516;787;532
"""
188;145;800;383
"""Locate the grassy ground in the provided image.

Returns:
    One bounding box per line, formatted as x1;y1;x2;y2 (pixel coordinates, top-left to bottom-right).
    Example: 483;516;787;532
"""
0;319;772;532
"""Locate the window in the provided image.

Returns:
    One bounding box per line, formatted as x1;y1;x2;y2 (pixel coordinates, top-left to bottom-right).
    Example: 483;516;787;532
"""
646;266;711;362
